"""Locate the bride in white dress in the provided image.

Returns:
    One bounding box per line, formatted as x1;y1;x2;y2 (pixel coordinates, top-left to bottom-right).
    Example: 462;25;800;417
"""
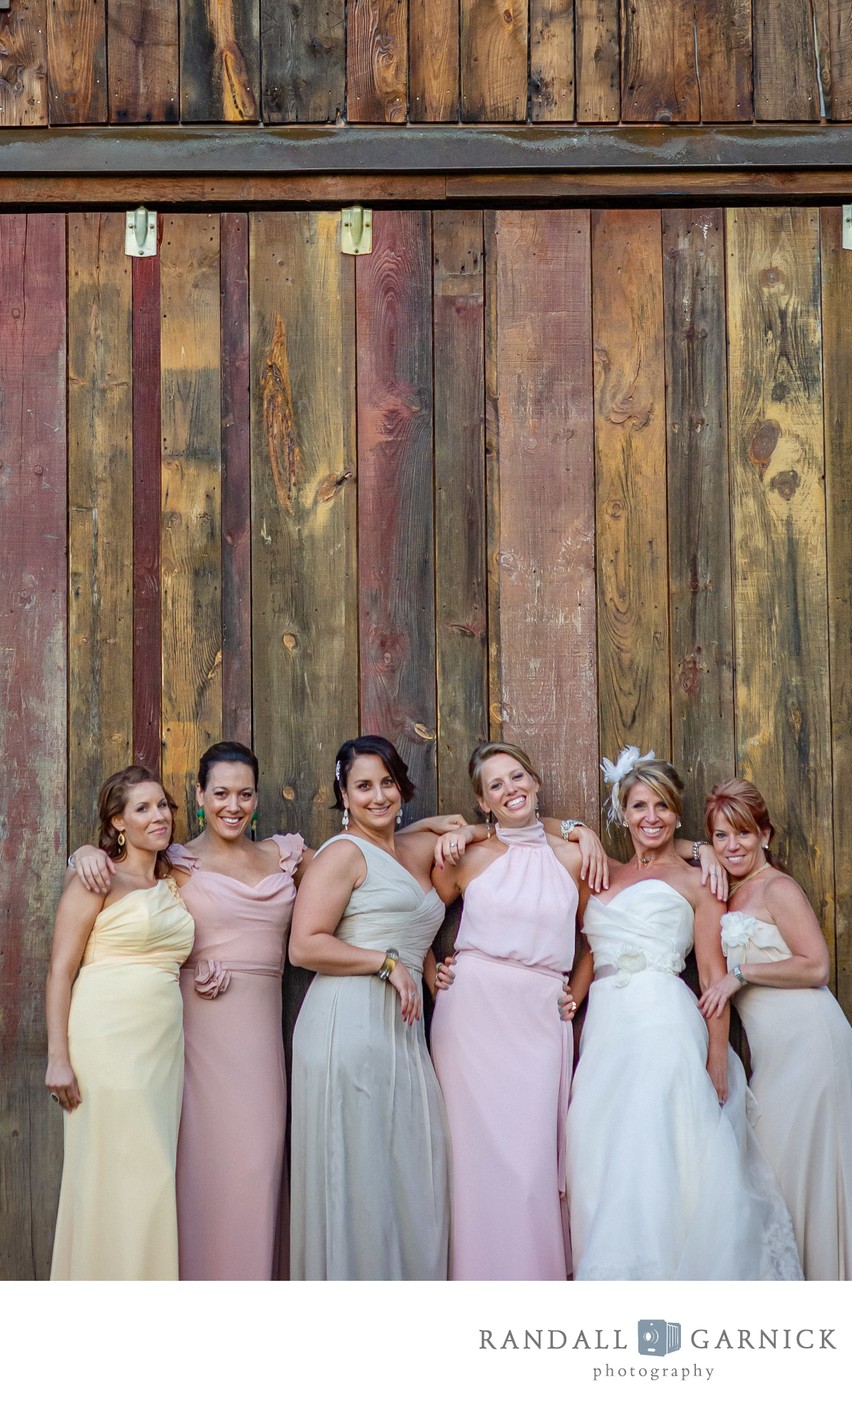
564;748;802;1280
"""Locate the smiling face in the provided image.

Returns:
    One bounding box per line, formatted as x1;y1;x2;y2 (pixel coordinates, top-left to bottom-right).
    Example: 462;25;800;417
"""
710;810;769;879
342;754;402;832
197;761;258;842
477;752;540;829
112;781;174;854
623;781;678;857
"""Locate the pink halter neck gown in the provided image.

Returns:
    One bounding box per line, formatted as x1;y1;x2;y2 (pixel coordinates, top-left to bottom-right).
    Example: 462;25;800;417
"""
430;820;578;1279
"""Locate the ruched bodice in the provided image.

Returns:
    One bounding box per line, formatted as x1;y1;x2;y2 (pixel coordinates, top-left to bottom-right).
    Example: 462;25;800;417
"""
81;878;194;972
456;820;577;972
316;834;445;974
583;880;693;978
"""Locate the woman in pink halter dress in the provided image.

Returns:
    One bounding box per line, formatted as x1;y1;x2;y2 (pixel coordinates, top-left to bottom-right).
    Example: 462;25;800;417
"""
429;742;606;1280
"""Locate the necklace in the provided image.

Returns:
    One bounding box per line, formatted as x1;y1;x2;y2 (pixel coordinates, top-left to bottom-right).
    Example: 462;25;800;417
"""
636;853;651;868
728;859;771;897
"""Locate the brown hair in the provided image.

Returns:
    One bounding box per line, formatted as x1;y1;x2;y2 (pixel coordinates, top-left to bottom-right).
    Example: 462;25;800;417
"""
332;736;416;811
705;778;776;855
468;741;541;799
617;759;684;822
97;766;176;878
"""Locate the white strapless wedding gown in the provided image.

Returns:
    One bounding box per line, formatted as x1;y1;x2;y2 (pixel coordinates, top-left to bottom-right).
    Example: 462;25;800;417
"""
565;880;802;1280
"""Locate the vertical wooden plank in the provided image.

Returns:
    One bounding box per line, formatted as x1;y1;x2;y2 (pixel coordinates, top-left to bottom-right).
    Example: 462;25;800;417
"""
486;211;598;821
68;213;133;849
663;210;735;841
221;213;253;747
0;214;66;1279
820;207;851;1011
347;0;408;121
410;0;460;121
592;209;670;843
356;210;436;815
261;1;345;121
47;0;108;123
250;211;358;843
695;0;753;121
433;211;487;817
530;0;574;121
160;214;223;828
461;0;529;121
753;0;820;119
726;208;833;953
251;211;358;1057
108;0;179;122
180;0;259;121
621;0;698;121
575;0;619;121
0;0;48;126
132;256;163;774
829;0;852;117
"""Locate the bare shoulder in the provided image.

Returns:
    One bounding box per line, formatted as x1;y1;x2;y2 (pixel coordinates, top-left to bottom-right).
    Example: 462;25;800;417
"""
763;870;816;920
58;871;107;920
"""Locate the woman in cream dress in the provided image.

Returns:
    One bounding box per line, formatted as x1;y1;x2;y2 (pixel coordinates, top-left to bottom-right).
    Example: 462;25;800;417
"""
46;767;194;1280
701;778;852;1279
289;736;450;1280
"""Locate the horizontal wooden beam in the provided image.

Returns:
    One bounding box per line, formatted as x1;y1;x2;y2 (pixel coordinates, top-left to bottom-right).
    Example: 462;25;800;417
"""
3;124;852;177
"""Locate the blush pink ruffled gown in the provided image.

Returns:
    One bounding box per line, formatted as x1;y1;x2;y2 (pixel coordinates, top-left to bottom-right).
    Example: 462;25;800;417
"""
171;834;304;1280
430;820;577;1279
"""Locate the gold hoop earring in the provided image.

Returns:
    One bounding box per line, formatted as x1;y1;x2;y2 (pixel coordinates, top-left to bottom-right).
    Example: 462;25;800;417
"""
117;831;126;849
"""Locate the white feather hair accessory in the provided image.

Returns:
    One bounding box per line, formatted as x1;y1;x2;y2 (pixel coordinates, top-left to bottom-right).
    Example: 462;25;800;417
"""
600;745;657;827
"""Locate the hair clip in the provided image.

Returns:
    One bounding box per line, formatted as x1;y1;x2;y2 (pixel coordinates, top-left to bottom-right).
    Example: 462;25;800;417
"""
334;760;342;783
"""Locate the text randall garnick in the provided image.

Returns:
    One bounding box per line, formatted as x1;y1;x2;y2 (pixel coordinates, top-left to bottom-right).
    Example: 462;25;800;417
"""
479;1328;837;1351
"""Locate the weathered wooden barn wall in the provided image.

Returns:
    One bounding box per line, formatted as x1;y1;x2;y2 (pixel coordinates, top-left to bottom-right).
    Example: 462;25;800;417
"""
2;0;852;126
1;202;851;1277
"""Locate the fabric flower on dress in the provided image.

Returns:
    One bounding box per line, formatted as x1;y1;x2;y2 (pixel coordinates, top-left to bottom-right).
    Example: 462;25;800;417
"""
194;957;231;998
720;912;758;957
614;948;647;986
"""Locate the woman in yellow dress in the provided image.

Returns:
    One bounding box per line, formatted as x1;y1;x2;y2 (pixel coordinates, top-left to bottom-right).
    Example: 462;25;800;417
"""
46;766;194;1280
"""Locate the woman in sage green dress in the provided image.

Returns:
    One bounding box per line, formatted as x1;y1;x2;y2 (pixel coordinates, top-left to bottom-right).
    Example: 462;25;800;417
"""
289;736;450;1280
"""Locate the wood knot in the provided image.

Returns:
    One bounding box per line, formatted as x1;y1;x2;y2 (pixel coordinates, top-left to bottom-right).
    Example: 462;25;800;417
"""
748;419;780;472
769;469;800;502
282;786;295;801
282;633;298;652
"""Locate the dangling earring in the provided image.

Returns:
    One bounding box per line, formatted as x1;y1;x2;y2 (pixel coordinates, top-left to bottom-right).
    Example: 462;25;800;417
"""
535;805;541;820
341;808;349;831
251;811;258;841
396;810;403;826
485;812;492;839
117;831;126;849
196;806;205;827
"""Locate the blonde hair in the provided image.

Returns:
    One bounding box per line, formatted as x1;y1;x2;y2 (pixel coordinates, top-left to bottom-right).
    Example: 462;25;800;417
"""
468;741;541;799
616;759;684;824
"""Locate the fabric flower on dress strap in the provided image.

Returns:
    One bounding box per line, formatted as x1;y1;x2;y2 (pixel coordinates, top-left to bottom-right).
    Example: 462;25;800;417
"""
194;958;231;999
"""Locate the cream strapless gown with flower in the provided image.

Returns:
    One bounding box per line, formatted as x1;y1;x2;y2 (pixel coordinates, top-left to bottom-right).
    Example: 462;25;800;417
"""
50;880;194;1280
564;880;802;1280
723;910;852;1280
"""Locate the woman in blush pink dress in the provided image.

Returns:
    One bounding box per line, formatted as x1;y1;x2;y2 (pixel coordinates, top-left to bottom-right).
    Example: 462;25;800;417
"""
429;742;607;1280
71;741;308;1280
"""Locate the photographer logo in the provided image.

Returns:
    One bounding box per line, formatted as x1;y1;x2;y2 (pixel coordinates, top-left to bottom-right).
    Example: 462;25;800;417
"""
638;1320;681;1357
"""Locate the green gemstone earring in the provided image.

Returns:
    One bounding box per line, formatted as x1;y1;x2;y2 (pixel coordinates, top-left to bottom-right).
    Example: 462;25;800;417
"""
196;806;205;827
251;811;258;841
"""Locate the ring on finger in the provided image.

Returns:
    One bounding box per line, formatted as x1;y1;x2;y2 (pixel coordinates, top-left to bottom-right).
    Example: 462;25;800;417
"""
49;1092;60;1105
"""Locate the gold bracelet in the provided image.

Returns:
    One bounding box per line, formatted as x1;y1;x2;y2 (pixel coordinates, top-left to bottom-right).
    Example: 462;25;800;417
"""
377;948;399;981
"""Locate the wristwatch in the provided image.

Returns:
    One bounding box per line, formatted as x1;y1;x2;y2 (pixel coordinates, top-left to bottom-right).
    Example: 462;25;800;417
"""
732;965;748;988
560;819;584;840
377;948;399;981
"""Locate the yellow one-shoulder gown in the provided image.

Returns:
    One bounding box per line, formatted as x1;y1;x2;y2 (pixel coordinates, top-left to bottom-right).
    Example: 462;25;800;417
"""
50;878;194;1280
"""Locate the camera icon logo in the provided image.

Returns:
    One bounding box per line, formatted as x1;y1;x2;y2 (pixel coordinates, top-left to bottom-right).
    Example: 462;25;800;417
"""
638;1320;681;1357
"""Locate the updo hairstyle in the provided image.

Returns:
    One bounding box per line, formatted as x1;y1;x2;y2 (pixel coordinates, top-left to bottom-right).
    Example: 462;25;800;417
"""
332;736;415;811
198;740;259;790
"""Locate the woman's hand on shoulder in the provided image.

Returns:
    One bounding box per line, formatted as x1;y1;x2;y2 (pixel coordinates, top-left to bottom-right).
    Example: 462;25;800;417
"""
432;823;481;870
571;825;609;893
68;845;115;895
697;842;728;901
